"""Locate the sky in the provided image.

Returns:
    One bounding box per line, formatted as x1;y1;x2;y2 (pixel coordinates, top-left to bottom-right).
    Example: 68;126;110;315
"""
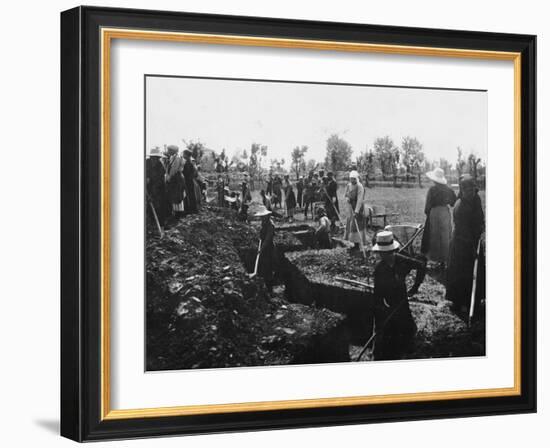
146;76;487;166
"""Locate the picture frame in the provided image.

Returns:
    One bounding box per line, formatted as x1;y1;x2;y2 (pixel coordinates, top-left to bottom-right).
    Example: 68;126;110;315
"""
60;5;536;442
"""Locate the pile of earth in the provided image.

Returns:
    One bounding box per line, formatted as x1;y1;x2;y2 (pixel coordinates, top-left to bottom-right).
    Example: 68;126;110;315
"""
146;206;349;370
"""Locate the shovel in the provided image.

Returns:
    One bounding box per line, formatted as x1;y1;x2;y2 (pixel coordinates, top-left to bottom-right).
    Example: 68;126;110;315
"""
248;240;262;279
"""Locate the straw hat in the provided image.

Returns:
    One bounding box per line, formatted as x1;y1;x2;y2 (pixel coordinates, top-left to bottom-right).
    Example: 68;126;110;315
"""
349;170;360;180
426;167;447;185
254;206;272;217
149;147;162;157
372;230;400;252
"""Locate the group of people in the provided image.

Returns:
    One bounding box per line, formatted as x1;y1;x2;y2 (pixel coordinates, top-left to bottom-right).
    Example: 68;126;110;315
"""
261;170;340;227
146;145;205;228
252;166;485;362
420;167;485;315
368;169;485;360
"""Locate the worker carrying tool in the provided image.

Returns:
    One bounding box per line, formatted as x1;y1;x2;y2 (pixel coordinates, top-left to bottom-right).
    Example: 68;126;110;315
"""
314;207;332;249
370;230;417;361
252;206;275;292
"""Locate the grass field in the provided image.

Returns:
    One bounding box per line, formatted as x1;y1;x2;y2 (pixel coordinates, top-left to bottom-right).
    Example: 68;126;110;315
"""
251;184;486;228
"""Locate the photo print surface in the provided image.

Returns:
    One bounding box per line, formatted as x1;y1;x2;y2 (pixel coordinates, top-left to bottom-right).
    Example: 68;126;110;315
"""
144;75;487;371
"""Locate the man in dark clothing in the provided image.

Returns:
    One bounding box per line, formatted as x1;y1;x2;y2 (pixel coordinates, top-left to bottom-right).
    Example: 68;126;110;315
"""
371;231;417;361
182;149;198;214
256;208;275;292
216;176;225;206
324;171;339;231
303;174;316;220
266;174;273;196
272;175;282;209
145;148;167;227
241;181;252;204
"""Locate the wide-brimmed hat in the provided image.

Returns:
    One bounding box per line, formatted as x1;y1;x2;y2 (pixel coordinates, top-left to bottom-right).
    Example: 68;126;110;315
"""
254;206;272;217
426;168;447;185
372;230;400;252
349;170;360;180
149;147;162;157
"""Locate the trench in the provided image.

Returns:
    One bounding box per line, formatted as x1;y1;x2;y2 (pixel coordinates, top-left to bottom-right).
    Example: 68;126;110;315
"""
236;225;375;363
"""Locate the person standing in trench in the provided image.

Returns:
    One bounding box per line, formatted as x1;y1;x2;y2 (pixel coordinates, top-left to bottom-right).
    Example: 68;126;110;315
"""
371;230;417;361
255;207;275;293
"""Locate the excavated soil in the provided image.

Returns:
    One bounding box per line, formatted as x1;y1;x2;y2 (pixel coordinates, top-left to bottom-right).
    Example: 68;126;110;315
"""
146;206;349;371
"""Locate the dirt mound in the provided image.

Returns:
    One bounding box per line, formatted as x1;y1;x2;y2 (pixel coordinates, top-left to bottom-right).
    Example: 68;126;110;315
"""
407;274;485;358
146;206;348;370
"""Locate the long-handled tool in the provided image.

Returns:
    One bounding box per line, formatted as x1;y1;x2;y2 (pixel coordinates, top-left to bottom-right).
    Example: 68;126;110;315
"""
354;298;408;362
468;238;482;327
334;277;373;292
322;190;343;227
147;194;164;238
352;214;367;260
248;239;262;278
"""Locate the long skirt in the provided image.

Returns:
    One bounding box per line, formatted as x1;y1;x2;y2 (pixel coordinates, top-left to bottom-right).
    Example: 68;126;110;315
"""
446;237;485;311
373;301;416;361
286;190;296;210
344;212;367;245
425;205;452;263
184;180;198;213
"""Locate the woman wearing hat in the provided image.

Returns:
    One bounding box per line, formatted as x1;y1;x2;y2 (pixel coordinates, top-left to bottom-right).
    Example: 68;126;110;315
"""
446;175;485;316
344;170;366;250
372;230;417;361
283;175;297;222
255;207;275;292
420;167;457;268
165;145;185;218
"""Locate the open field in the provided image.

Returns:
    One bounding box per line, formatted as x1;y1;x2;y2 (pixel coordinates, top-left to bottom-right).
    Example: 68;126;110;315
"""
250;183;486;228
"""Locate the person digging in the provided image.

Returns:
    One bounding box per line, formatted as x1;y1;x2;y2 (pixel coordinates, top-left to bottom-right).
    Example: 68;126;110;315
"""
249;206;275;293
371;230;417;361
314;207;332;249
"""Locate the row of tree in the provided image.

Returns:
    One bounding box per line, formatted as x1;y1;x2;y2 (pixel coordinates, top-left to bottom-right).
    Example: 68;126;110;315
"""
173;134;484;188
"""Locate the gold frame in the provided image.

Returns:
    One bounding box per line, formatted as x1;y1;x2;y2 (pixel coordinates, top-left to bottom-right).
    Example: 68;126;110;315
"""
100;27;522;421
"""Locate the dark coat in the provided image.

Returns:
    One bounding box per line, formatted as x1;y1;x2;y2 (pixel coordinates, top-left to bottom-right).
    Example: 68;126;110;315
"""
183;160;198;213
258;218;275;289
146;157;167;225
446;194;485;310
373;258;417;361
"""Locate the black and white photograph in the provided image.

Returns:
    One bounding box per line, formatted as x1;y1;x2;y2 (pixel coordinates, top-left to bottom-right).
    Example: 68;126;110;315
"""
145;75;487;371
